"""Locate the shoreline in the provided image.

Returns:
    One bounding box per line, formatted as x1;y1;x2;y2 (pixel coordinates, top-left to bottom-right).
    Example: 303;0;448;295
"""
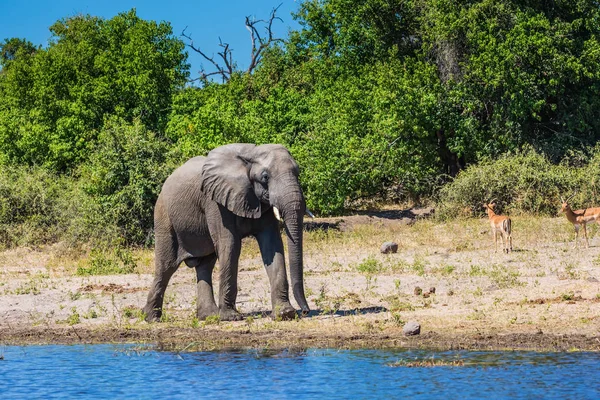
1;325;599;352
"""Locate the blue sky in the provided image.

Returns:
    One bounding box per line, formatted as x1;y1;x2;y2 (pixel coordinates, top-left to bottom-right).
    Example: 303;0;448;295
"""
0;0;302;79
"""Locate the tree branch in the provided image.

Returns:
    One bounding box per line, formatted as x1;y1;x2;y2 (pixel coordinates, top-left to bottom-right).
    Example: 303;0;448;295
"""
182;4;284;84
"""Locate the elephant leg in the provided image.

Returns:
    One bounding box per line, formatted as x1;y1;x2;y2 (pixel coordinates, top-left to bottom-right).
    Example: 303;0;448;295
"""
256;225;296;320
143;229;179;322
194;253;219;320
213;232;243;321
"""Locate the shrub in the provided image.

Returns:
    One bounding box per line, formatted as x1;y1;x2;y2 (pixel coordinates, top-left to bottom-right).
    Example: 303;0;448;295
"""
78;118;179;245
437;148;582;218
0;166;72;248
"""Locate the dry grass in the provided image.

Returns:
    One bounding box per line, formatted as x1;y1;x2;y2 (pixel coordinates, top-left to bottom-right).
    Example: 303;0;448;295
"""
1;213;600;350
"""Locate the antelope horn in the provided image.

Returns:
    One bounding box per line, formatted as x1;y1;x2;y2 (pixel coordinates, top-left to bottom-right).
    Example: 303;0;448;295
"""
273;206;282;222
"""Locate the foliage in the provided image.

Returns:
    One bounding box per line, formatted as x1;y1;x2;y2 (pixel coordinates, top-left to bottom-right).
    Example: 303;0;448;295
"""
437;147;600;218
0;166;70;248
79;118;178;245
4;2;600;249
0;9;188;171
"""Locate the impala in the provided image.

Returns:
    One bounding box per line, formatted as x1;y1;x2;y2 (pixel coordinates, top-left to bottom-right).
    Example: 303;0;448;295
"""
484;202;512;253
560;195;600;248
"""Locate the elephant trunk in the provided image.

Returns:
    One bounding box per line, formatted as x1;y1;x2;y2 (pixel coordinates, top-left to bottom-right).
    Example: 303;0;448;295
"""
279;189;310;315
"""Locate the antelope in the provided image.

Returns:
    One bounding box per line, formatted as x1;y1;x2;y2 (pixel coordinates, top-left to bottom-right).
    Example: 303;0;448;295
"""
484;202;512;253
560;195;600;248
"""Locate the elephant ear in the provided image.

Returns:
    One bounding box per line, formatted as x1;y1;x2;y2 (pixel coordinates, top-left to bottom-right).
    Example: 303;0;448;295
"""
201;144;261;218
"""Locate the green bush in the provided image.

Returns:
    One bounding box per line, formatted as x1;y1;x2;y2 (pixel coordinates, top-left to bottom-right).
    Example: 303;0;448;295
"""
0;166;71;248
78;118;178;245
436;147;600;218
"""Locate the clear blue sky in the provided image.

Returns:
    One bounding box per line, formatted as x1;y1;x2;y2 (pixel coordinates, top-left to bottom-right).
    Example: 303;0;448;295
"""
0;0;302;79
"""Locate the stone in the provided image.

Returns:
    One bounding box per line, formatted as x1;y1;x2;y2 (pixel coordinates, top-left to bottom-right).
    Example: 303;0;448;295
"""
380;241;398;254
403;320;421;336
429;287;436;294
414;286;422;296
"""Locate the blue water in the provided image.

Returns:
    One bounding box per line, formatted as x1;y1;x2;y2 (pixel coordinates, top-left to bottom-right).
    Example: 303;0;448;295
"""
0;345;598;399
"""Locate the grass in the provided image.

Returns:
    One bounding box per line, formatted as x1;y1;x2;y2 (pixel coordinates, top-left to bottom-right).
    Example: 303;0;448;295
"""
75;247;137;276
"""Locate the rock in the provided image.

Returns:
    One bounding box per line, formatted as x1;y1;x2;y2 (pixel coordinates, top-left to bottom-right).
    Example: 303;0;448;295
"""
586;276;599;283
380;241;398;254
447;290;454;296
423;292;430;298
414;286;422;296
403;321;421;336
429;287;436;294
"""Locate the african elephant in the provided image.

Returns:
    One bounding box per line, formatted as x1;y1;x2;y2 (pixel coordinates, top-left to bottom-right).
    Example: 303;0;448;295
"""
143;143;310;321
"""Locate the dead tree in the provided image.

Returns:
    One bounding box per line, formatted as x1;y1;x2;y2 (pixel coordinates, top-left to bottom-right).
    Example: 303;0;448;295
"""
182;4;284;84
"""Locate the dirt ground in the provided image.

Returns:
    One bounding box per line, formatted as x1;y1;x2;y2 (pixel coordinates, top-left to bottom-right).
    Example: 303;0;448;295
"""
1;208;599;351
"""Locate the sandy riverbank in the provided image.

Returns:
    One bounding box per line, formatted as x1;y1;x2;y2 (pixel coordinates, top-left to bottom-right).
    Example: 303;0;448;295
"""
1;210;599;351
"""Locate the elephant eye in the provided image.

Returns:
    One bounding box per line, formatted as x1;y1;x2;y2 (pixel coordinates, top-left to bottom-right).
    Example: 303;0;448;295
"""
261;171;269;183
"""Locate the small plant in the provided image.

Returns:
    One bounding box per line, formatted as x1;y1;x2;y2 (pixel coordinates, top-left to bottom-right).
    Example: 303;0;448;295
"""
441;265;455;275
469;265;484;276
391;312;404;326
13;273;49;295
561;292;575;301
14;281;41;295
69;291;82;301
122;305;144;320
314;284;341;314
410;257;427;276
365;275;378;292
356;256;382;274
488;265;523;289
562;262;580;280
67;307;81;325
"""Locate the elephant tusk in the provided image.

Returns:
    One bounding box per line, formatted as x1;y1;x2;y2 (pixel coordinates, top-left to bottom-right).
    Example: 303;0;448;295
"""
273;206;282;222
305;208;315;219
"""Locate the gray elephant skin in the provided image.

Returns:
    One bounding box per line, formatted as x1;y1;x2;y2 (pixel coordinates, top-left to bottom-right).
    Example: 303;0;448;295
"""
143;143;310;322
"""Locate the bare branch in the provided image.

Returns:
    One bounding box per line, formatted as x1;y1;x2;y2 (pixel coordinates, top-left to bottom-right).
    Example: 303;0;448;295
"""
246;4;284;74
182;4;283;84
182;26;231;83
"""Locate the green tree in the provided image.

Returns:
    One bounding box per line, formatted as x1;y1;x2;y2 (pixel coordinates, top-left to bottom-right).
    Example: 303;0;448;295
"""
0;9;188;171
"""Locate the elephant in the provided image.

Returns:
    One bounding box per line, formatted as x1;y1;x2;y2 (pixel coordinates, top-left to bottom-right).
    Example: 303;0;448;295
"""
143;143;311;322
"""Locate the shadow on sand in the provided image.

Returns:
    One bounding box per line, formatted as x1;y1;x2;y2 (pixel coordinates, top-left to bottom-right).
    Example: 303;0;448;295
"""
243;306;388;319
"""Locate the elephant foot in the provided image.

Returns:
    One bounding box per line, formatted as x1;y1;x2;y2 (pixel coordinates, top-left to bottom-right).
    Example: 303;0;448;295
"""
219;307;243;321
197;304;220;321
271;303;297;321
142;304;162;323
